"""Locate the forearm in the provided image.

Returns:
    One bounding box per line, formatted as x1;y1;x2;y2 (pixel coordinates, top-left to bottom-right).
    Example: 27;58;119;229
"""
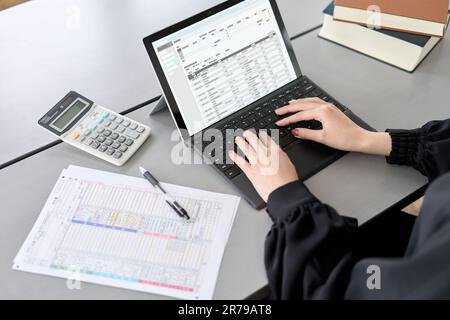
386;120;450;180
265;181;358;299
355;119;450;181
354;130;392;156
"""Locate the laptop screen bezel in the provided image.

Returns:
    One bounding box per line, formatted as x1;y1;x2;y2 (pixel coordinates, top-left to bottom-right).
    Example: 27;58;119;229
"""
143;0;302;141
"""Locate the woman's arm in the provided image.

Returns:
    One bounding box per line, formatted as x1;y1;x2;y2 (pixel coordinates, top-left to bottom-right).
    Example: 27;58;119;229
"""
265;181;357;299
275;98;392;156
276;98;450;181
229;130;358;299
228;101;450;299
386;120;450;181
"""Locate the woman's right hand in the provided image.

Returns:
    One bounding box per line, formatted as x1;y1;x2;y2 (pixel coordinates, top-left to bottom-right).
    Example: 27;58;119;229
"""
275;98;392;156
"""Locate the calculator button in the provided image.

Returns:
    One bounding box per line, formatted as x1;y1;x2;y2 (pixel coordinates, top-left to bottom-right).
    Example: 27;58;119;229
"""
110;123;118;130
118;136;126;143
113;151;123;159
129;123;138;130
88;122;98;130
70;131;80;140
97;136;106;143
96;127;105;134
115;117;123;124
103;129;112;137
91;133;99;140
122;120;130;127
106;148;115;156
104;138;113;146
124;139;134;146
124;129;140;139
109;114;117;121
117;126;125;133
83;129;91;136
111;133;119;140
84;138;93;146
98;145;107;152
136;126;145;133
104;121;112;127
111;142;120;149
119;145;128;153
91;141;100;149
100;111;110;120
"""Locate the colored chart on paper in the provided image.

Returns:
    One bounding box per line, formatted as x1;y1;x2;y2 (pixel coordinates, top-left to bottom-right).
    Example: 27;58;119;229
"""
13;166;239;299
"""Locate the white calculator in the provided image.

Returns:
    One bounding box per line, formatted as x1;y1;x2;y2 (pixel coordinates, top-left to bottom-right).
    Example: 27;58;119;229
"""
38;91;151;166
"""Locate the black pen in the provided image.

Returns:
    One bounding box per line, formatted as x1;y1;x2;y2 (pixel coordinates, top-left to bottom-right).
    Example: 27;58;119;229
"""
139;166;190;220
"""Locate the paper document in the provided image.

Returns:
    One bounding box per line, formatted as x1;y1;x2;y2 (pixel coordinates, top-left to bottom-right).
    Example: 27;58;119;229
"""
13;165;240;299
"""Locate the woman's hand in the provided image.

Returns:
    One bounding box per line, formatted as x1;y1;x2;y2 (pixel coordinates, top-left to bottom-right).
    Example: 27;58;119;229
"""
229;130;298;202
275;98;392;156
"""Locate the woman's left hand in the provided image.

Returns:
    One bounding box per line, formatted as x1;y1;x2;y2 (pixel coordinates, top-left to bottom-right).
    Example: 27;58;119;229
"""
228;130;299;202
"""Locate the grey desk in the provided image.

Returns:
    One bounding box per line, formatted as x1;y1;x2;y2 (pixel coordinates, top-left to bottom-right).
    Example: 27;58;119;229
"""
4;27;450;298
0;103;272;299
0;0;328;166
2;2;448;300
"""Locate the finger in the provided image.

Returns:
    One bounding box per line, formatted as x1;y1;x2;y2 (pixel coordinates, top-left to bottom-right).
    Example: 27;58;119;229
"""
290;97;324;105
258;129;278;151
235;136;258;164
228;150;251;173
276;108;321;126
292;127;323;143
275;99;322;115
243;130;263;150
243;130;268;162
257;129;271;147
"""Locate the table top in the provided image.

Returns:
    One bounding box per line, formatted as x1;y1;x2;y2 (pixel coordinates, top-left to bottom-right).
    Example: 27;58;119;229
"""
6;23;450;296
2;1;448;300
0;0;329;166
0;103;271;299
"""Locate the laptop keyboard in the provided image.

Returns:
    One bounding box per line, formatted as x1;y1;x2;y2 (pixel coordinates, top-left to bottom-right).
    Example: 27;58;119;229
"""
195;76;347;179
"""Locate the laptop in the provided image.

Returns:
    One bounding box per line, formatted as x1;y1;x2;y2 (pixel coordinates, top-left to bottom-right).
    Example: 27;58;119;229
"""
143;0;372;209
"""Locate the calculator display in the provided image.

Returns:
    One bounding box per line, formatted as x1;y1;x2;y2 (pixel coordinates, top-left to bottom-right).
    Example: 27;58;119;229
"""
52;100;88;131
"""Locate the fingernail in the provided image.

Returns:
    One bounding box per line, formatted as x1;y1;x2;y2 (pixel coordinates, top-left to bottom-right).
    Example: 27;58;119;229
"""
291;129;299;136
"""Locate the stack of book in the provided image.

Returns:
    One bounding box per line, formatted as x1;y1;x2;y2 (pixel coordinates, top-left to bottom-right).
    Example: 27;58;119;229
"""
319;0;450;72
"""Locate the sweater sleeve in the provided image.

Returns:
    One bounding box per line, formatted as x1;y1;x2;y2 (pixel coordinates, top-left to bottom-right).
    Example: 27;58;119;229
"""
264;176;450;300
263;119;450;300
264;181;358;299
386;119;450;181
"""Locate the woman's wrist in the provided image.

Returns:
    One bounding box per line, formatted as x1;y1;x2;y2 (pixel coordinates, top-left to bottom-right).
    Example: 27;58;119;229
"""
355;130;392;156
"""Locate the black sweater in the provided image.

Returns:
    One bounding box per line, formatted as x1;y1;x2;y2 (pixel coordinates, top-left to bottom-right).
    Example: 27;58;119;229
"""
265;119;450;299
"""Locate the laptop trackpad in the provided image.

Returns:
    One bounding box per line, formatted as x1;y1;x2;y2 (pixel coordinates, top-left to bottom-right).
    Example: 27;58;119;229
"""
286;141;346;181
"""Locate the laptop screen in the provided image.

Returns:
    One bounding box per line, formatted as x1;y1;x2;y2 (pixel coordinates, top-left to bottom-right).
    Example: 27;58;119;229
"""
151;0;298;136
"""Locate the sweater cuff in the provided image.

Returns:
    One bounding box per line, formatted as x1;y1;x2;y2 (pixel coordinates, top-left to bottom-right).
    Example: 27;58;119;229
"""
386;128;421;166
266;180;317;223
